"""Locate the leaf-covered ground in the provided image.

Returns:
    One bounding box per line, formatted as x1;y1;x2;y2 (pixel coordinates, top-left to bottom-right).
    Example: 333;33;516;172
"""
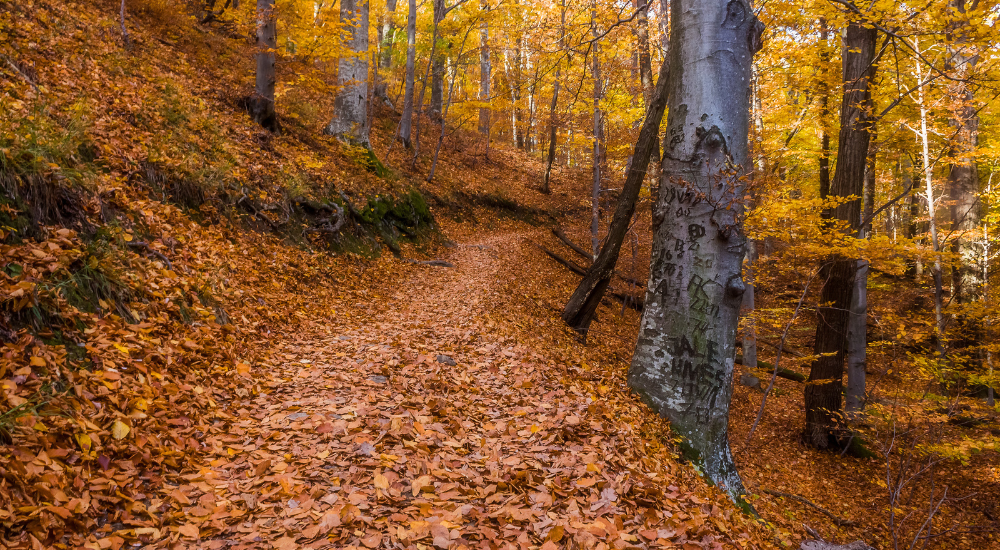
192;228;759;550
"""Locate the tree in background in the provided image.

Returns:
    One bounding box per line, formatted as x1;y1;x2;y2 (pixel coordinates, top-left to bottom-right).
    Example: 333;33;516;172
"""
398;0;417;147
805;14;878;450
327;0;371;146
252;0;278;131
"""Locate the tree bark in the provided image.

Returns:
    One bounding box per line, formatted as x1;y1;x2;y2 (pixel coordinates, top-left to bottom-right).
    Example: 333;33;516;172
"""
635;0;659;168
379;0;398;68
514;35;524;149
805;20;877;449
636;0;654;107
541;0;566;194
397;0;417;147
628;0;762;503
252;0;278;132
914;43;947;359
817;18;831;213
431;0;447;117
591;2;602;258
428;27;473;182
563;58;670;335
326;0;370;146
479;0;491;137
947;0;982;353
846;130;877;418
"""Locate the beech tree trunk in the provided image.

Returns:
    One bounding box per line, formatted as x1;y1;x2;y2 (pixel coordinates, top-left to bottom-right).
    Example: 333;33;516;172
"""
635;0;653;107
563;58;670;335
846;131;877;418
817;18;831;212
398;0;417;147
591;2;602;258
431;0;447;117
914;45;947;359
805;20;877;449
635;0;658;168
947;0;982;351
252;0;278;132
479;0;490;137
628;0;762;502
541;0;566;194
379;0;398;69
326;0;370;146
514;37;524;149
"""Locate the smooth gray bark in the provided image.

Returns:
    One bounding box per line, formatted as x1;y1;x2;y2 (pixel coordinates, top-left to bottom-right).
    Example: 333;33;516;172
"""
542;0;566;194
398;0;417;147
741;240;758;371
431;0;446;116
252;0;278;131
846;131;876;417
326;0;370;146
628;0;762;502
479;0;491;137
591;2;602;258
380;0;398;68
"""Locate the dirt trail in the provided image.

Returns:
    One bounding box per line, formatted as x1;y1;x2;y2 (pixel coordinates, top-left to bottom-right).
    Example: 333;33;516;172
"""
192;230;741;550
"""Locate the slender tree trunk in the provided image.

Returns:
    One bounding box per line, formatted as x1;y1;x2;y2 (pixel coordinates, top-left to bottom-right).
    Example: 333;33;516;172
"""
915;47;947;359
635;0;658;168
805;20;877;450
947;0;982;356
527;51;538;152
429;0;447;117
479;0;491;137
628;0;762;503
563;58;670;335
429;28;472;182
741;240;758;370
410;2;440;165
743;59;764;372
903;156;920;277
514;37;524;149
252;0;278;131
818;18;831;212
397;0;417;147
591;2;602;258
326;0;370;146
542;0;566;194
636;0;653;106
379;0;398;68
846;130;877;418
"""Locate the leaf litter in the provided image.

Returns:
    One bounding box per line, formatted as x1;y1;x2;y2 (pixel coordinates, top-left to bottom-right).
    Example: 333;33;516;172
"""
196;230;764;550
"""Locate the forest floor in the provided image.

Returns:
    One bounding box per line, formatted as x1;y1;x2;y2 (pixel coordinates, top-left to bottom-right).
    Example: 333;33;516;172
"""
2;0;999;548
193;222;764;550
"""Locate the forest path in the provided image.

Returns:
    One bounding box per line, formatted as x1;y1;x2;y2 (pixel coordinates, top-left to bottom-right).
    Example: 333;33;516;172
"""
197;228;734;550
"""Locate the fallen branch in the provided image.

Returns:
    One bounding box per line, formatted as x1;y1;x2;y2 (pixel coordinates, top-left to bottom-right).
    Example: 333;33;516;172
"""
404;259;455;268
756;339;807;358
126;241;173;270
2;56;39;93
735;355;806;383
537;243;586;276
553;228;592;261
763;489;856;527
551;229;645;287
537;244;642;311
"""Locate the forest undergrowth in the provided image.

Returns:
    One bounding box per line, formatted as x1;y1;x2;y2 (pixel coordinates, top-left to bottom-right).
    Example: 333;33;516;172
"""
1;0;998;549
